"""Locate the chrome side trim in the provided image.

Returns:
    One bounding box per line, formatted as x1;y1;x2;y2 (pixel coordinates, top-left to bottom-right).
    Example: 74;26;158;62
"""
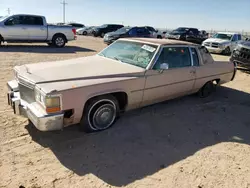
189;47;194;66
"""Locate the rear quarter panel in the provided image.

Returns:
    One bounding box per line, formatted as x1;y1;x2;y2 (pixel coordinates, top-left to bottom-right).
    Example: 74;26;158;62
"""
47;25;75;41
194;61;235;91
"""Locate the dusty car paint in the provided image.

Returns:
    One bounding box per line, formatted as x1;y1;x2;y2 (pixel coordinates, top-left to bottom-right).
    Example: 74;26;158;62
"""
7;38;236;131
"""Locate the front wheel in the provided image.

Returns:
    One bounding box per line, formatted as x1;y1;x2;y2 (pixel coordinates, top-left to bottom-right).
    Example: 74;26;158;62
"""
222;47;231;55
80;95;119;133
52;35;66;48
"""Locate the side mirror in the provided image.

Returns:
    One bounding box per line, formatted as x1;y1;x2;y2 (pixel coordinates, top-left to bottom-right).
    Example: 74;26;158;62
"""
160;63;169;70
246;38;249;41
155;29;158;33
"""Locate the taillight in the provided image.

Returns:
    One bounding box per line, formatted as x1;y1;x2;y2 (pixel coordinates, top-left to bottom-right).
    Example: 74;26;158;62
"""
72;28;76;35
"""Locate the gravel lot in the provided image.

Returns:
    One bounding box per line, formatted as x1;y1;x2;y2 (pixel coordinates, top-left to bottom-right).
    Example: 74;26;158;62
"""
0;36;250;188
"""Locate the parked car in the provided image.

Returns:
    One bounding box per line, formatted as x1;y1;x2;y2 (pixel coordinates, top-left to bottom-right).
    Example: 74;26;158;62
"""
166;27;207;44
66;23;85;29
7;38;236;133
144;26;166;39
92;24;124;37
230;39;250;67
104;26;151;44
76;26;94;35
202;32;242;55
0;14;76;47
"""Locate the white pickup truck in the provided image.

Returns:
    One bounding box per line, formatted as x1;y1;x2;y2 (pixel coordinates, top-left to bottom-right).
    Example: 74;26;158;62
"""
0;14;76;47
202;32;242;55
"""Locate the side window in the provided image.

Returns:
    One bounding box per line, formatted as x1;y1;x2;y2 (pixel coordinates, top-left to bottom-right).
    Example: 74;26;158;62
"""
153;47;191;70
198;46;214;64
4;16;21;26
22;16;43;25
232;34;238;41
191;48;199;66
238;34;242;41
129;28;137;36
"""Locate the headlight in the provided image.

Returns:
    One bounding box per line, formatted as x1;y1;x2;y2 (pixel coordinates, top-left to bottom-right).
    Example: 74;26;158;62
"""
218;44;226;49
35;90;61;113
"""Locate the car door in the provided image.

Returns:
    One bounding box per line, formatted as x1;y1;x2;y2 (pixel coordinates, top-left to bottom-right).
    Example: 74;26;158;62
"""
2;15;29;40
136;27;149;38
141;46;196;106
23;16;47;41
230;34;239;51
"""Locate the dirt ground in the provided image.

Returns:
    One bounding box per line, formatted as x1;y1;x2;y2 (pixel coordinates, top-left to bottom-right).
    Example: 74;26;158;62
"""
0;36;250;188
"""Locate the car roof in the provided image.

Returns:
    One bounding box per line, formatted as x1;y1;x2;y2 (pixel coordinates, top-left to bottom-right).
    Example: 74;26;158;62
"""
119;38;198;46
217;32;240;35
12;14;44;17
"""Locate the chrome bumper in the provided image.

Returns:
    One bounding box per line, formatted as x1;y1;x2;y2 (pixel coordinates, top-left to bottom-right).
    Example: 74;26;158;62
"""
7;80;64;131
204;46;224;54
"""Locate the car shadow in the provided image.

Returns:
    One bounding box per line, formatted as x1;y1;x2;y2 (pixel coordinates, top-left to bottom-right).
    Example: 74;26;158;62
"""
238;67;250;74
0;45;96;54
26;86;250;186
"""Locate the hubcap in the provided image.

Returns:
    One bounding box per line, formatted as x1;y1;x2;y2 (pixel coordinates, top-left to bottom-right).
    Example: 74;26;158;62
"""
55;37;64;46
92;104;116;130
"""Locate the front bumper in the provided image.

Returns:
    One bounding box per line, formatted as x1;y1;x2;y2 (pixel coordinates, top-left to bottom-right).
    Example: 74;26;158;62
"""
204;46;224;54
104;38;116;44
7;80;64;131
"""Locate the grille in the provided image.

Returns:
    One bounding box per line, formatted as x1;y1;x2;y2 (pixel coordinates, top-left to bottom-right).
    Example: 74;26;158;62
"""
19;84;35;103
241;47;250;54
17;76;35;103
211;43;219;48
204;42;210;47
239;47;250;60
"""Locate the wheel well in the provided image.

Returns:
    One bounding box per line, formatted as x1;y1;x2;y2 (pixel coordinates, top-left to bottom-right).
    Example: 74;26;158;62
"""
214;79;220;85
111;92;128;111
52;33;67;42
84;92;128;112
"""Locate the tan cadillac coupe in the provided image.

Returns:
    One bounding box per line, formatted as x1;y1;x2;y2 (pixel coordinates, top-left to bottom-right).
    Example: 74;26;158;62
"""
7;38;237;132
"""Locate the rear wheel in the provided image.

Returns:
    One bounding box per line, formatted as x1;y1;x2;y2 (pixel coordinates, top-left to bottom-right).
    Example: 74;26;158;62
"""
83;31;87;35
198;81;215;98
52;34;66;48
80;95;119;133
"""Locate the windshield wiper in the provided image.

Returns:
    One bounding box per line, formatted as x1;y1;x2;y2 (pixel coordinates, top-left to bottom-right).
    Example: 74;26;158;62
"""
113;56;124;63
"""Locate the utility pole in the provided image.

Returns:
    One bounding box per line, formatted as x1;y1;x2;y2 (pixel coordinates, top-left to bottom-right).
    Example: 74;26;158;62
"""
61;0;68;23
7;8;10;15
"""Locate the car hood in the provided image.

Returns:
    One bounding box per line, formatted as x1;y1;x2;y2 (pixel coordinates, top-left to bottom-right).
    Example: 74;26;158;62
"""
169;31;186;35
238;41;250;49
15;55;145;88
106;31;126;37
204;38;230;44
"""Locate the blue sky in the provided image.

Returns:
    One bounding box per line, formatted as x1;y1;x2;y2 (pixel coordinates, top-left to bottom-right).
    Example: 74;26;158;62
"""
0;0;249;31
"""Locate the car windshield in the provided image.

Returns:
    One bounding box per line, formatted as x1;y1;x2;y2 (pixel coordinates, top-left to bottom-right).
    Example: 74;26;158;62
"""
100;24;108;28
115;27;131;33
0;16;8;22
98;40;158;69
212;33;233;40
172;28;189;34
